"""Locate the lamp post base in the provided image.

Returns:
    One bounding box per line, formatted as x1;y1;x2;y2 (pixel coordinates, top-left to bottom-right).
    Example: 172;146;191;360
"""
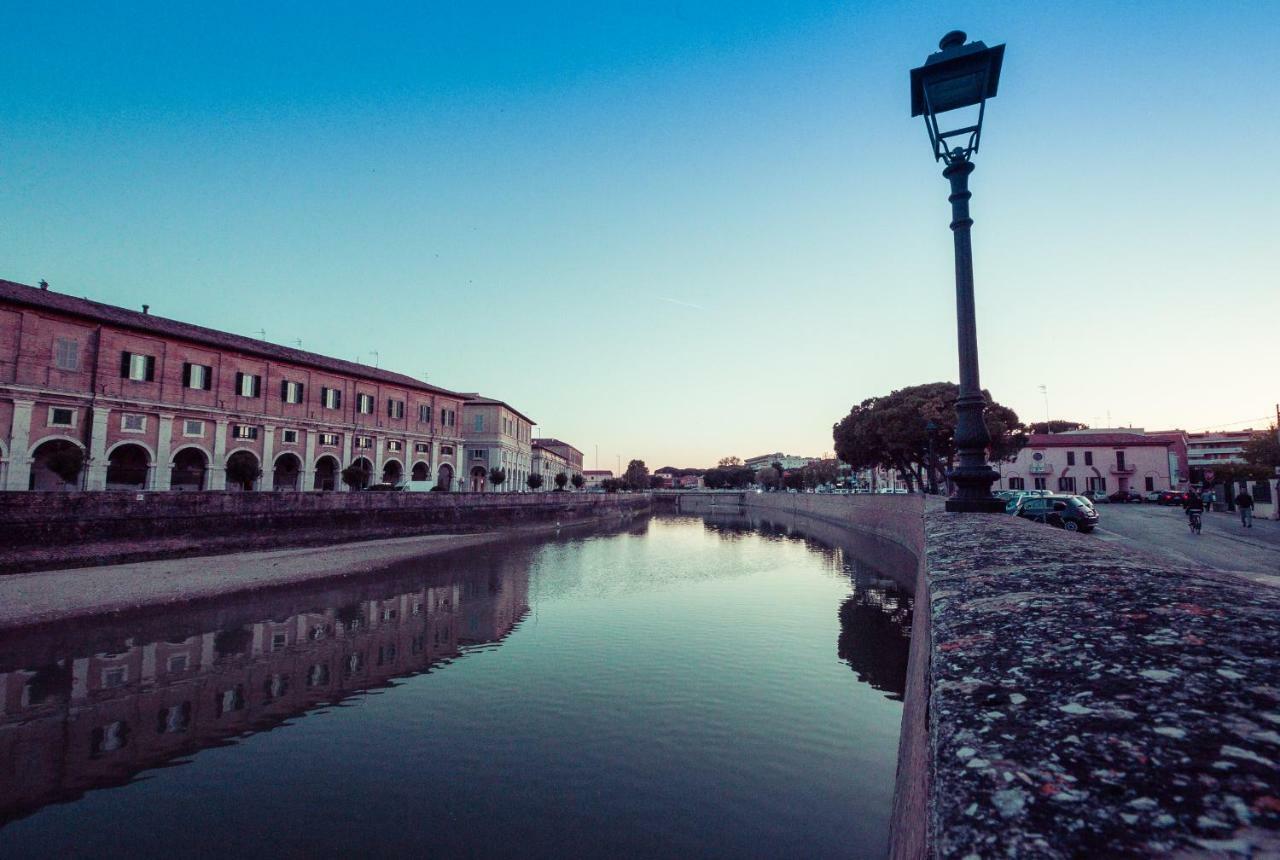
944;464;1003;513
945;496;1008;513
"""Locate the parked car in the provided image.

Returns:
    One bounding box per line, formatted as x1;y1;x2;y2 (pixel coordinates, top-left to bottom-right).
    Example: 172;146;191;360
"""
1013;493;1100;533
1083;490;1110;504
1143;490;1164;503
366;482;404;492
1158;490;1190;506
1107;489;1142;503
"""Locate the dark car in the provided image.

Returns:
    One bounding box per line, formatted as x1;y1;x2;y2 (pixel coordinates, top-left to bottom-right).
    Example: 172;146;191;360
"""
1158;491;1189;506
1014;494;1100;533
1108;489;1142;503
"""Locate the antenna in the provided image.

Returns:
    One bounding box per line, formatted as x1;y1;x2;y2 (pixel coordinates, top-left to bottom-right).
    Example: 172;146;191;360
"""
256;328;267;340
1038;384;1050;431
294;338;303;348
370;350;380;368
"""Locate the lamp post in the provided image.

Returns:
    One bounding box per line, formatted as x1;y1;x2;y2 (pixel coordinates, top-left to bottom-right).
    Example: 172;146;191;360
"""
910;30;1007;513
925;420;940;495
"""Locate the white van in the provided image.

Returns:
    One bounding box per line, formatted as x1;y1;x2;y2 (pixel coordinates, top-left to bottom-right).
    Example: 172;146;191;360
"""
404;481;435;493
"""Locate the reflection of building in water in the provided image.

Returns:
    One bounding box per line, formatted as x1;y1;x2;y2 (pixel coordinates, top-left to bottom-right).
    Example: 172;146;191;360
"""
838;566;913;701
0;563;529;825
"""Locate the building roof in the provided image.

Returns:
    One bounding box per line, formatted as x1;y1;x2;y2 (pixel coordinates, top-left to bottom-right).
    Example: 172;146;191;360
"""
1027;432;1174;448
583;470;613;476
0;278;465;399
458;394;536;426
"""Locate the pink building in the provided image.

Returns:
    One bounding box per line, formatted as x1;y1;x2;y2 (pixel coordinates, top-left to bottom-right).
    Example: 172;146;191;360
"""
1000;430;1184;495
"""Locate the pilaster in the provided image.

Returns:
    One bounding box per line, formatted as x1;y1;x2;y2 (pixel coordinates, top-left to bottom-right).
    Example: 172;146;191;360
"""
260;424;276;491
84;406;112;491
4;399;34;491
302;430;317;491
153;414;174;491
209;418;228;490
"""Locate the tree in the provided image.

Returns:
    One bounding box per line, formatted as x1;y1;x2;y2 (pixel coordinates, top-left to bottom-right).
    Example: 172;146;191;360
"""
623;459;649;490
649;475;666;489
718;455;743;468
833;382;1025;493
44;443;84;484
1243;427;1280;472
571;473;585;490
488;468;506;490
341;463;370;490
1029;420;1089;435
554;471;568;491
527;473;544;491
601;478;622;493
757;466;780;490
783;470;806;491
226;453;262;490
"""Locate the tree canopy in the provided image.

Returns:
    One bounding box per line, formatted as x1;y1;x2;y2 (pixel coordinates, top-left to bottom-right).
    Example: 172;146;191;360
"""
717;455;743;467
1028;420;1089;435
1243;428;1280;472
526;473;544;490
833;382;1025;493
622;459;649;490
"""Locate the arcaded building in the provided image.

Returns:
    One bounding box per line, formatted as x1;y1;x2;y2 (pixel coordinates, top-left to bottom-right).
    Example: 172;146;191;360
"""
0;279;467;492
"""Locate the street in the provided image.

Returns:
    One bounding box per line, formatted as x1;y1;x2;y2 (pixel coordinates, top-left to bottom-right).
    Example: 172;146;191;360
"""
1091;501;1280;586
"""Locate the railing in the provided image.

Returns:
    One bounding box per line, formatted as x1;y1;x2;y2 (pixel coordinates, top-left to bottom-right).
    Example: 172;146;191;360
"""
1109;464;1135;475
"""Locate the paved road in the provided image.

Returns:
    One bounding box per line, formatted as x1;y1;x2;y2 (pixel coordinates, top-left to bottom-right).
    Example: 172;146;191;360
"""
1091;501;1280;586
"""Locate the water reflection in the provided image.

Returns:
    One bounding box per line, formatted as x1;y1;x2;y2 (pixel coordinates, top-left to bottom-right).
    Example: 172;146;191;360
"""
0;549;530;826
700;512;914;700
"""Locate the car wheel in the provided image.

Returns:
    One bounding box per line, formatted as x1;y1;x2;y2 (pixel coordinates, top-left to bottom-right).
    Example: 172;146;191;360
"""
1063;521;1080;532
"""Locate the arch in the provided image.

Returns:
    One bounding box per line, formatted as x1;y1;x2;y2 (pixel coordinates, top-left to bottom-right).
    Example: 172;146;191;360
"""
171;447;209;491
29;437;86;491
436;463;453;491
106;442;152;490
411;461;430;482
470;465;487;493
169;443;212;466
381;458;403;486
347;456;373;490
27;434;85;458
273;451;303;492
314;455;340;491
225;450;261;492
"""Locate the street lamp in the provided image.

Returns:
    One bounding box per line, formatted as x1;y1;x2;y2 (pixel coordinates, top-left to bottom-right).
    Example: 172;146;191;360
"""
911;30;1007;513
924;420;940;495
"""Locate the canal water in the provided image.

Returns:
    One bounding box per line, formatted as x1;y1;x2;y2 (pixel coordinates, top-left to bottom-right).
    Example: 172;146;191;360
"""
0;513;912;858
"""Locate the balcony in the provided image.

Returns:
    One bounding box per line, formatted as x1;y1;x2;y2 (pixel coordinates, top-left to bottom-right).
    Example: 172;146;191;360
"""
1109;464;1135;475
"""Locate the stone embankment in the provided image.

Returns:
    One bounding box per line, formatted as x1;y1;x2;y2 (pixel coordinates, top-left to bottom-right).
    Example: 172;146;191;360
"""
725;491;1279;858
0;491;650;573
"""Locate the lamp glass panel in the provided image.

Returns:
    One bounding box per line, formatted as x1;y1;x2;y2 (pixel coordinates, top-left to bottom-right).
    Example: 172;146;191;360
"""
925;70;986;113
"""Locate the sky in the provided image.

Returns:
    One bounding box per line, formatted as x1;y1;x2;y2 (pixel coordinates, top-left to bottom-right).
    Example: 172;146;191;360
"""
2;1;1277;470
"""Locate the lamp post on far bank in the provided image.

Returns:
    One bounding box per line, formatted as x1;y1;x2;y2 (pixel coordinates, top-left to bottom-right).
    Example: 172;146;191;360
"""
910;30;1007;513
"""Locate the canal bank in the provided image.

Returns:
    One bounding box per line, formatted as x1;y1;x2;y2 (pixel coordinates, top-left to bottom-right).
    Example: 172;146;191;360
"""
717;490;1280;858
0;491;651;573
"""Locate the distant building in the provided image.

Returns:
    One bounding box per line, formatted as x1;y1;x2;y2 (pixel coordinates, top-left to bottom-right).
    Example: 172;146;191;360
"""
583;469;613;490
1001;429;1184;494
744;453;814;471
532;441;572;489
1185;430;1254;467
531;438;584;475
460;395;535;492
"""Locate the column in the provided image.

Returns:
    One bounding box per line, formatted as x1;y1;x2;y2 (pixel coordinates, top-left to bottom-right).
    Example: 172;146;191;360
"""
260;424;276;491
431;438;441;485
340;433;353;491
4;400;34;491
209;418;228;490
373;434;384;483
153;414;174;491
302;431;317;491
84;406;111;491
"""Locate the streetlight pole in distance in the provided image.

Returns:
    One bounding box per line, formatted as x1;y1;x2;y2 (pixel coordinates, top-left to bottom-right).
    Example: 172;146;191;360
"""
1039;384;1050;431
910;29;1007;513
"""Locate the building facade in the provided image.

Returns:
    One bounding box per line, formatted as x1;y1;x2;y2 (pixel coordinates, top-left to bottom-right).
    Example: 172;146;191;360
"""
745;452;815;472
1186;430;1254;468
583;469;613;491
459;396;534;492
531;439;583;476
531;442;572;490
1000;430;1181;495
0;279;467;492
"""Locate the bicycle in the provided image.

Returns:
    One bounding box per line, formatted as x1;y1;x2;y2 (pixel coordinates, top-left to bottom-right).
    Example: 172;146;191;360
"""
1187;510;1202;534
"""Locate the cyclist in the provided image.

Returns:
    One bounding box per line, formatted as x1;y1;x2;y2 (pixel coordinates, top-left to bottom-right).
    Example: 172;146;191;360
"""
1182;488;1204;533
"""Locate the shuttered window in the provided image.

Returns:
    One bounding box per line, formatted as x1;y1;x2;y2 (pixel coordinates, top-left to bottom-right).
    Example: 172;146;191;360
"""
120;352;156;382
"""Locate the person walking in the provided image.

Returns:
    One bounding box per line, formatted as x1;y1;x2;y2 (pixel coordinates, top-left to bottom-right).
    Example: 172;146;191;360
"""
1203;488;1216;512
1235;488;1255;528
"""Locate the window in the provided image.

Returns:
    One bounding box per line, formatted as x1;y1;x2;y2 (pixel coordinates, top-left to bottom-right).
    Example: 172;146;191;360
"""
281;380;305;404
387;399;405;419
470;448;486;460
281;429;299;444
1007;477;1024;490
357;393;375;415
233;425;259;440
120;351;156;382
1058;476;1077;493
473;414;484;432
318;432;339;447
1084;451;1093;466
415;443;430;454
1086;476;1107;492
53;337;80;371
1116;451;1127;470
1066;452;1076;466
387;440;403;452
1145;476;1155;491
441;445;454;455
183;419;205;437
1033;477;1047;490
121;413;146;432
321;387;342;410
182;363;213;390
418;404;432;423
355;435;373;449
48;407;75;427
234;372;261;398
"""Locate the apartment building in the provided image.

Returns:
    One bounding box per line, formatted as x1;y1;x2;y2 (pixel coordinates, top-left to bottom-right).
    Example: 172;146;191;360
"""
1000;430;1183;494
0;279;466;491
460;395;534;492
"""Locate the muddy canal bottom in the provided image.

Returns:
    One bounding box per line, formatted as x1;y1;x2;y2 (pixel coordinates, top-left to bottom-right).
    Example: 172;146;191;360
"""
0;514;911;858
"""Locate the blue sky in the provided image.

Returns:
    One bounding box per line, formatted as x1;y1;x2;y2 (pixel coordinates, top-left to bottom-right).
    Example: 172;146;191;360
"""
3;1;1277;468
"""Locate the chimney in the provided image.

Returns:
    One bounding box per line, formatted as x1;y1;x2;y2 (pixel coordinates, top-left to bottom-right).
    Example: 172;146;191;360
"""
38;280;48;290
142;304;150;314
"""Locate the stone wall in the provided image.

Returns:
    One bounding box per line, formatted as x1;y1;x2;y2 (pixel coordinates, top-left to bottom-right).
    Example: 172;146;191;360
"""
0;491;650;572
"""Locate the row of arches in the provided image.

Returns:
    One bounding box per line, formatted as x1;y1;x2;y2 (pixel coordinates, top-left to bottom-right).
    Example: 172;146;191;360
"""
22;439;454;492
